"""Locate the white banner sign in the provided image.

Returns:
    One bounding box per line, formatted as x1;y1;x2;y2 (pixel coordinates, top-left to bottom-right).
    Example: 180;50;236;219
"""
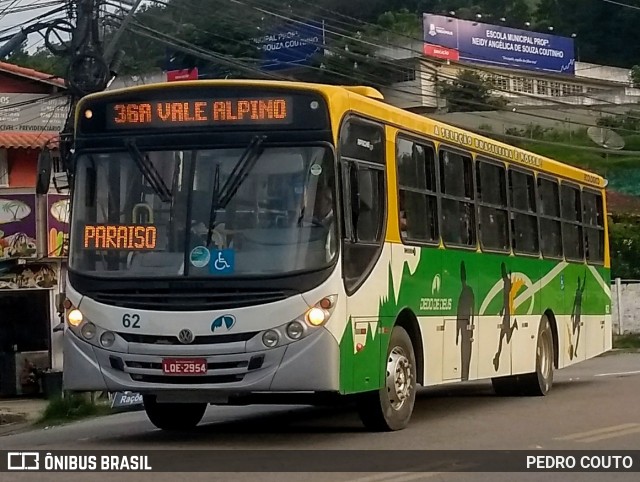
0;93;69;132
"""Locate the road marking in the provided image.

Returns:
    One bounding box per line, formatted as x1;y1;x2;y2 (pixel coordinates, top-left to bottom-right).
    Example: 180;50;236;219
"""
556;423;640;441
594;370;640;377
578;426;640;443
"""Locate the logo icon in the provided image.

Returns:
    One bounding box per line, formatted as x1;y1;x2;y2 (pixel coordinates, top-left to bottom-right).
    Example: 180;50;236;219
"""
177;329;194;344
428;23;437;36
210;249;235;274
211;315;236;332
189;246;210;268
432;274;441;295
7;452;39;471
356;138;374;151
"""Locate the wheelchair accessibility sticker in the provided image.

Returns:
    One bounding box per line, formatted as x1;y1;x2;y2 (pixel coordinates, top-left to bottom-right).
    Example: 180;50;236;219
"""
189;246;210;268
210;249;235;274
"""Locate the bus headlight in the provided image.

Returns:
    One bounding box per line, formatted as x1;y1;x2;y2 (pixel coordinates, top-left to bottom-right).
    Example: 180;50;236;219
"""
303;295;337;327
306;307;326;326
81;322;97;340
100;331;116;347
67;309;84;326
262;330;279;348
286;321;304;339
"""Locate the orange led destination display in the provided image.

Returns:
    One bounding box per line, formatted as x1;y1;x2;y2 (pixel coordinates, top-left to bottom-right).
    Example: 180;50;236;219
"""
84;225;157;250
107;97;292;128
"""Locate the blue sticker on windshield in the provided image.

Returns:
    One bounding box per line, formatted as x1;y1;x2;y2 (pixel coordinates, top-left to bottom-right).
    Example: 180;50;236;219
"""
210;249;235;274
189;246;210;268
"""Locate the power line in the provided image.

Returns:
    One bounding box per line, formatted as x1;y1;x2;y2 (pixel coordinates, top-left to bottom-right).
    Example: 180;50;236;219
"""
601;0;640;10
226;0;640;124
100;1;640;155
110;0;640;135
113;13;639;144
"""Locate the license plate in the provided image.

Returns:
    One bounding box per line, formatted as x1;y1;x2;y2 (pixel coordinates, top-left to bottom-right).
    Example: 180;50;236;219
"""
162;358;207;375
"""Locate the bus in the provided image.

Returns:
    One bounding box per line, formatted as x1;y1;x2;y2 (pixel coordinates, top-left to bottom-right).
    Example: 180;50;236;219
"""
59;80;611;431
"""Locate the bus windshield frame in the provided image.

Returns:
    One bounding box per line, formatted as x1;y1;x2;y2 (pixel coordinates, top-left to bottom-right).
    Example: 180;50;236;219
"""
69;141;339;280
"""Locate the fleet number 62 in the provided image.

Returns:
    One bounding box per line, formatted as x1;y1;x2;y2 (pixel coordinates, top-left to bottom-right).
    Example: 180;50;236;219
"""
122;313;141;328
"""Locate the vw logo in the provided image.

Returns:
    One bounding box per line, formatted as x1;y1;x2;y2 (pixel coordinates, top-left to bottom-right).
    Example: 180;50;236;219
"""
177;329;194;344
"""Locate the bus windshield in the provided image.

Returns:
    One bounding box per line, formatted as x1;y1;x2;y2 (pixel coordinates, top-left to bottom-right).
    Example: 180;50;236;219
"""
69;145;337;278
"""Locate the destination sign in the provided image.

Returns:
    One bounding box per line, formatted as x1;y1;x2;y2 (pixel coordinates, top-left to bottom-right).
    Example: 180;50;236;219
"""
84;225;157;250
105;97;292;129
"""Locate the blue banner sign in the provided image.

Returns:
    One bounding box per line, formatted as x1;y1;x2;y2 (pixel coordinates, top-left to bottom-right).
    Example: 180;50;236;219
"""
253;21;325;71
423;13;575;74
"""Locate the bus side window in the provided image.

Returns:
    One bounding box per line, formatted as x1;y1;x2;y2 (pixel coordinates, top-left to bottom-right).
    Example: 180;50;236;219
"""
396;137;438;243
439;149;475;247
582;190;605;263
561;183;584;261
476;159;509;252
509;168;539;255
538;177;563;259
340;119;385;293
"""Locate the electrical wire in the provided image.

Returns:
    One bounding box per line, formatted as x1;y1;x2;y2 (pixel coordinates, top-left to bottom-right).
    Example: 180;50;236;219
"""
113;16;640;146
99;1;640;154
125;0;640;132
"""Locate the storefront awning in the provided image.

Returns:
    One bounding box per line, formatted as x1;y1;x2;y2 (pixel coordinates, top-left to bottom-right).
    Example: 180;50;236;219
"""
0;132;59;149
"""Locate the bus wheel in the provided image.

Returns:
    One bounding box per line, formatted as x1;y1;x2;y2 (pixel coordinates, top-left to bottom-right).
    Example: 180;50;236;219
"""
491;376;518;396
143;396;207;431
356;326;416;431
520;315;554;396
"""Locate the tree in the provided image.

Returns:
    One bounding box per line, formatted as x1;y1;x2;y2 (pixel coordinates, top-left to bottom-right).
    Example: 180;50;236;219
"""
438;69;507;112
8;45;67;78
631;65;640;88
609;215;640;279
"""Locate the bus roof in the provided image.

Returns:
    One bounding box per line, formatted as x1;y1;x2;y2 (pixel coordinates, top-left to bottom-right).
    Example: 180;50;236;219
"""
81;79;606;189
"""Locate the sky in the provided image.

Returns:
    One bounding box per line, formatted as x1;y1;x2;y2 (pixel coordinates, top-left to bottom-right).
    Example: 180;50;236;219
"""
0;0;63;52
0;0;141;54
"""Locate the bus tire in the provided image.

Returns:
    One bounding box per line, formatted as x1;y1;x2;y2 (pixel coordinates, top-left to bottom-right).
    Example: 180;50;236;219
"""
520;315;554;396
143;396;207;431
491;376;518;396
356;326;416;431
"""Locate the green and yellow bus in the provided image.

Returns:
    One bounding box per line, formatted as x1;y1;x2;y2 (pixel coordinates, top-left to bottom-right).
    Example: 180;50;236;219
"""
60;80;611;431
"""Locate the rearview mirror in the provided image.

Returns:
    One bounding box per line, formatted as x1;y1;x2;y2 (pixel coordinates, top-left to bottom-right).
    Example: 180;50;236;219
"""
36;150;52;195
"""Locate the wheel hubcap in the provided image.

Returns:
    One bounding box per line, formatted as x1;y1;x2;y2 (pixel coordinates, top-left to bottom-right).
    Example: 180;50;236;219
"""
538;329;552;387
386;346;413;411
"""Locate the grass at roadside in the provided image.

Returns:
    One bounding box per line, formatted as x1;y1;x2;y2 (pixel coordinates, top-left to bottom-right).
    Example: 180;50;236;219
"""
612;333;640;350
36;394;113;426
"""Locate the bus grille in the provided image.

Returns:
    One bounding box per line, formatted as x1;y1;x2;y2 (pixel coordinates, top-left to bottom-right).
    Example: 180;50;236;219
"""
118;331;259;345
130;374;244;384
89;288;290;311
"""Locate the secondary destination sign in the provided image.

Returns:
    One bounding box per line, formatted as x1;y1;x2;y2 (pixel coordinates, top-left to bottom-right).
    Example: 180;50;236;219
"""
105;97;292;129
84;225;157;250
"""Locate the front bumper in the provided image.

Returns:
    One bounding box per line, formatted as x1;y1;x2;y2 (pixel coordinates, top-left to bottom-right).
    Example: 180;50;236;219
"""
63;328;340;399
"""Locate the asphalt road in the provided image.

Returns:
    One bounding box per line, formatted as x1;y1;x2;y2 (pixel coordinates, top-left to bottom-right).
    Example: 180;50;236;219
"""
1;351;640;481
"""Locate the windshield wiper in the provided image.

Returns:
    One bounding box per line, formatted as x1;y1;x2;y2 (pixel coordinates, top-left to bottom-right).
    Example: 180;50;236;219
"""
206;163;221;247
205;135;265;247
217;135;266;208
125;138;172;203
